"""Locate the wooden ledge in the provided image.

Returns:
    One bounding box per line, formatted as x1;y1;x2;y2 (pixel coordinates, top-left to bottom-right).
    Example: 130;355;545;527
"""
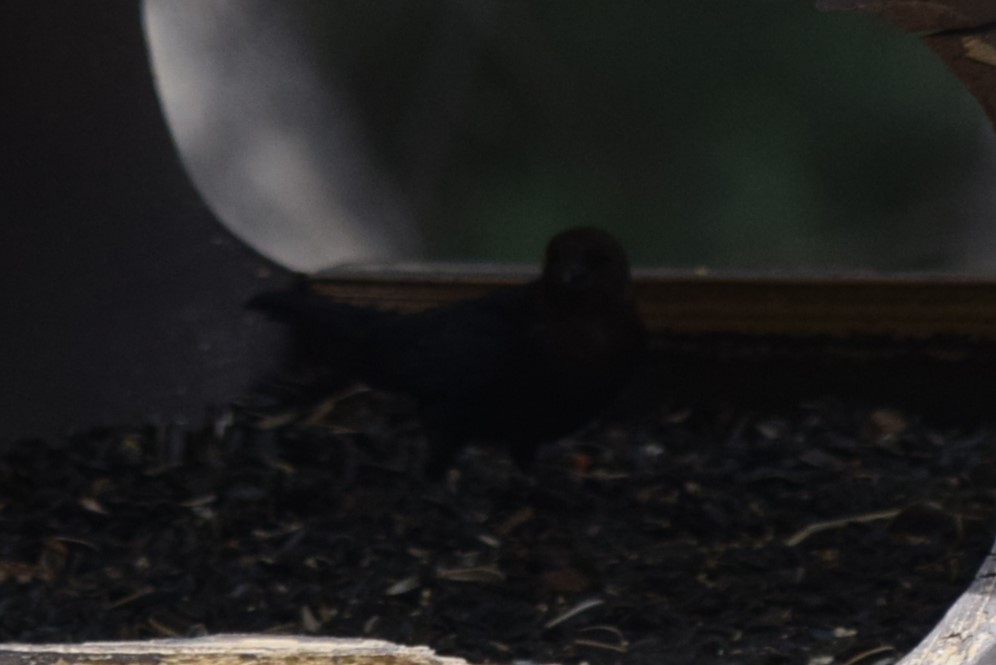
0;636;471;665
309;267;996;341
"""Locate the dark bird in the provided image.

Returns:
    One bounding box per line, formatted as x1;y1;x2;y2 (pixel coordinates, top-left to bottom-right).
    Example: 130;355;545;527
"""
249;227;647;477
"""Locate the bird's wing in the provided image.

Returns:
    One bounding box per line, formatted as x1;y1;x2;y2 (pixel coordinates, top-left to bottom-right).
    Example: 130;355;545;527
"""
247;290;402;368
366;283;539;400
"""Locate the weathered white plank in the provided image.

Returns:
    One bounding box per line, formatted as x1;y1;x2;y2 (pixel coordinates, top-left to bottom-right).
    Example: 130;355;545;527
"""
0;635;471;665
898;545;996;664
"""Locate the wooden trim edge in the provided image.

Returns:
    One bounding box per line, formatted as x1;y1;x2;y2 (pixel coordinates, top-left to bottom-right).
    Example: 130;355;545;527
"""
308;270;996;341
0;635;472;665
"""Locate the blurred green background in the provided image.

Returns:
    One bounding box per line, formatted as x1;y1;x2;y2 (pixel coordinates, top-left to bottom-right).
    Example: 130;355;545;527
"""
304;1;990;270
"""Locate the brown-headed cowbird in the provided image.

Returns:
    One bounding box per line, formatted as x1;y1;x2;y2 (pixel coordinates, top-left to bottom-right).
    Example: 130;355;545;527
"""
250;227;647;477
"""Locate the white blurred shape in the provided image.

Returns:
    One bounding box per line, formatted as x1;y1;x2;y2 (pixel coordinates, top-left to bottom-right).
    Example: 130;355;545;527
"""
142;0;418;271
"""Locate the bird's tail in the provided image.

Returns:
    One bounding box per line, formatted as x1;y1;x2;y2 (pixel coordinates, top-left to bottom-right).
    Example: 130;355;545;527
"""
248;290;378;331
248;290;396;373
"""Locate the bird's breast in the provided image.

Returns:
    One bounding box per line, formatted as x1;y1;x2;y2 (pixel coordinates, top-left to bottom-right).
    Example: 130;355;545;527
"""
537;311;641;381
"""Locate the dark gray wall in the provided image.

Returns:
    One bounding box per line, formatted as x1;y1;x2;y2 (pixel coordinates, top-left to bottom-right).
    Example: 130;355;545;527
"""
0;2;291;438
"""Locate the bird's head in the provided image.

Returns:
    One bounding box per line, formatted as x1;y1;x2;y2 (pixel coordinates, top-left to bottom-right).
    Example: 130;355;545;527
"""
541;227;633;310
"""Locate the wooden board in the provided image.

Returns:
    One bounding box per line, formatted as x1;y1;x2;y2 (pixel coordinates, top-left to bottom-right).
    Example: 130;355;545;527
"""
310;267;996;341
897;546;996;664
0;635;470;665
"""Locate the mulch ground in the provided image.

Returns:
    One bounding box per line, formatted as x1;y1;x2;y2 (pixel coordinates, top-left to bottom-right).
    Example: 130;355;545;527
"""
2;381;995;665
